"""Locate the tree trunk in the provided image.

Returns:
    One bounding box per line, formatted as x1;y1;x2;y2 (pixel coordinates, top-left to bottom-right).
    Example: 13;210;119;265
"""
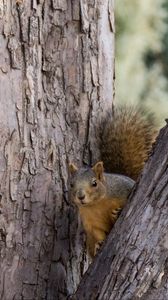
0;0;114;299
73;123;168;300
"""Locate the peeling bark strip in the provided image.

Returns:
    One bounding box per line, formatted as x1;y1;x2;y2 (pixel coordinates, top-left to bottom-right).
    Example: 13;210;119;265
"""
0;0;114;299
72;123;168;299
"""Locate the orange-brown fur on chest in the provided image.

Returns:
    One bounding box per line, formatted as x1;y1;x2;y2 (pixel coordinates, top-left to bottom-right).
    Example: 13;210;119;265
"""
79;197;125;257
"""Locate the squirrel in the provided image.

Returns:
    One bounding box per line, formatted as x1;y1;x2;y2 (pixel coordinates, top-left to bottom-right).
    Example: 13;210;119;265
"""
69;106;157;258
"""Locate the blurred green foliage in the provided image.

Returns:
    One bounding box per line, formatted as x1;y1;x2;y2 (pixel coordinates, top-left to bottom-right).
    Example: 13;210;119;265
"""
116;0;168;126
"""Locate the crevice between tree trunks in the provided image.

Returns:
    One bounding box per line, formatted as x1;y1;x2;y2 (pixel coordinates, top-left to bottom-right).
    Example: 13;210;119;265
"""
71;123;168;300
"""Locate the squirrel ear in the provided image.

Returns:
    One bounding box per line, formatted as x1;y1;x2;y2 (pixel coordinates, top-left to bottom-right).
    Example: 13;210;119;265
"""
69;163;78;174
92;161;104;181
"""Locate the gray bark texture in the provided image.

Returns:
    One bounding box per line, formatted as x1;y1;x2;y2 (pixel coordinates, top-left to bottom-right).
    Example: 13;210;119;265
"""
0;0;114;299
72;123;168;300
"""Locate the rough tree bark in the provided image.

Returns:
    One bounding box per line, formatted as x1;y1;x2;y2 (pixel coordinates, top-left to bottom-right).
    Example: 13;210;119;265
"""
0;0;114;299
73;123;168;300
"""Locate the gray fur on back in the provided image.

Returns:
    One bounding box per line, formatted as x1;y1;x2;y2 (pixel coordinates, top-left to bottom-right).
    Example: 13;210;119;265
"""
104;173;135;200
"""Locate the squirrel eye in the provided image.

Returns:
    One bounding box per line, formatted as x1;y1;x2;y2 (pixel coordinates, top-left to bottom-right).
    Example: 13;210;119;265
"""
70;182;74;188
92;180;97;187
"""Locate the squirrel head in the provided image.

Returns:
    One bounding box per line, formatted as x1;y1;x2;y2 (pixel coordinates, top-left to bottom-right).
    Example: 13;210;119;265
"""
69;161;106;207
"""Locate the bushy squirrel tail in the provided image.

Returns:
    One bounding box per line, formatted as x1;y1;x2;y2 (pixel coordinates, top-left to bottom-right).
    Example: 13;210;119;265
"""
100;106;157;180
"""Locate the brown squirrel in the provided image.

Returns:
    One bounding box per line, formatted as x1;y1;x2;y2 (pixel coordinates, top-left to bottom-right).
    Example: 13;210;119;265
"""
69;106;157;258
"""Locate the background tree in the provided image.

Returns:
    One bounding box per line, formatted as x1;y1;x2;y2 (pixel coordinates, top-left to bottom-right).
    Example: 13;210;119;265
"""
0;0;114;299
116;0;168;126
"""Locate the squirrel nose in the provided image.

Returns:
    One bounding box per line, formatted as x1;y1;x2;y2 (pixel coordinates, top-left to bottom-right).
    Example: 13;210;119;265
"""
77;190;85;201
78;195;85;201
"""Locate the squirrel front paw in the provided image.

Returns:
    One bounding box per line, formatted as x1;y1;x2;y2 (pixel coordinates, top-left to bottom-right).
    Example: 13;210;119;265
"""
111;207;122;221
94;240;104;256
